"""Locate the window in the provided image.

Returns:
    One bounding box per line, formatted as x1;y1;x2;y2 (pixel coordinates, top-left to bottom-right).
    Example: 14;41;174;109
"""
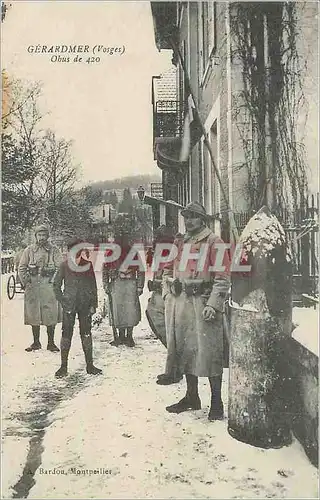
200;138;211;213
187;159;191;204
178;40;187;110
198;2;216;84
199;141;204;205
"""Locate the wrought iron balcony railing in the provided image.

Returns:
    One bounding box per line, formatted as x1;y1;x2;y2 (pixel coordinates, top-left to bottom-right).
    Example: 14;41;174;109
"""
153;100;183;141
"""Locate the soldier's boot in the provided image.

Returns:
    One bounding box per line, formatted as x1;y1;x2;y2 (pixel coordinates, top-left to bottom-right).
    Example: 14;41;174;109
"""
55;337;71;377
156;368;183;385
119;328;127;344
125;327;135;347
208;375;224;421
110;329;121;346
166;374;201;413
110;329;126;346
81;333;102;375
25;326;42;351
47;325;60;352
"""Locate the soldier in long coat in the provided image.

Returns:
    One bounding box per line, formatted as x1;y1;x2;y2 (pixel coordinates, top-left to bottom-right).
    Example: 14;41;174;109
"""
162;202;230;420
145;225;183;385
18;225;62;352
102;221;145;347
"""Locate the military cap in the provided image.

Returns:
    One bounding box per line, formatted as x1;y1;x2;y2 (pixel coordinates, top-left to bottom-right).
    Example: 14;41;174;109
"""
181;201;208;219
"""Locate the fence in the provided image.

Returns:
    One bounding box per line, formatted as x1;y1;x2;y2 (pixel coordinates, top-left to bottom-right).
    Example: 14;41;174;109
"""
1;255;14;274
233;194;319;301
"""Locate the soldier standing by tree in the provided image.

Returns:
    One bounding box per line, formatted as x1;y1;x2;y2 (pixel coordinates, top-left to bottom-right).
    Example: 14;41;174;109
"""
162;202;230;420
18;224;62;352
102;214;145;347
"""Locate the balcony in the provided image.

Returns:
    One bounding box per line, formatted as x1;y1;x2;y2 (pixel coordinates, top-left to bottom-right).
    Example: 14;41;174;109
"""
153;100;183;142
151;71;187;205
153;99;185;172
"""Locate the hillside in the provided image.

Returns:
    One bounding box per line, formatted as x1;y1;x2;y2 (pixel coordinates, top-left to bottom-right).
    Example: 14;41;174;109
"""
89;174;161;193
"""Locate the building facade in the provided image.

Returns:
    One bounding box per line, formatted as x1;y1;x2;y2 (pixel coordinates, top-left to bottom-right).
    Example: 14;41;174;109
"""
150;1;319;241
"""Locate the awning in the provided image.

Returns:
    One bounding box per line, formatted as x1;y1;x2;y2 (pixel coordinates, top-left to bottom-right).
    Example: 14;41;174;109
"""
144;195;183;209
154;137;188;170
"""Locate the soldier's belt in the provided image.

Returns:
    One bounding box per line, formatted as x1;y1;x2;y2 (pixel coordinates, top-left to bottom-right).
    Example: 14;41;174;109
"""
110;271;134;280
167;278;213;297
28;265;39;276
40;267;55;278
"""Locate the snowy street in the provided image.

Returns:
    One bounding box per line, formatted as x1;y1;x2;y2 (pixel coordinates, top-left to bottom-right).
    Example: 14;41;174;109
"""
1;273;318;499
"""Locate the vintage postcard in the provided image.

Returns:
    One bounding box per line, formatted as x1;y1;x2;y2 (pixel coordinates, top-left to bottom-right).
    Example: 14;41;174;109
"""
1;1;319;499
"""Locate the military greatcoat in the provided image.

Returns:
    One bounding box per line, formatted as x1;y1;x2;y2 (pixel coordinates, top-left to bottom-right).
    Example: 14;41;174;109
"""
102;246;145;329
145;267;167;346
162;226;230;378
19;243;63;326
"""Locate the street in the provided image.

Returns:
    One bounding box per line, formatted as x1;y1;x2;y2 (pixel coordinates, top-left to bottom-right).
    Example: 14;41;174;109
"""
1;273;318;499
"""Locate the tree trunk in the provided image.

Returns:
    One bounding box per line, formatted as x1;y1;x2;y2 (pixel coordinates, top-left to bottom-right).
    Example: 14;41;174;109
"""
228;206;292;448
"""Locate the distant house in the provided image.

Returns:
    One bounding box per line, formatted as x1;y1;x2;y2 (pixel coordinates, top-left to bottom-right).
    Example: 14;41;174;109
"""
103;189;123;204
90;203;116;224
89;203;116;241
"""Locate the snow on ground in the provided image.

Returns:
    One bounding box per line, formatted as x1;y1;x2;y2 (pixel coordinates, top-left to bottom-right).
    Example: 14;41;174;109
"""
1;273;319;499
292;306;319;356
1;273;94;498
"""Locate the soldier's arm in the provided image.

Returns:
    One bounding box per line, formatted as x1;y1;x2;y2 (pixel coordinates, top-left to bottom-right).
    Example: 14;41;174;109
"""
52;263;65;304
52;246;63;268
137;269;145;294
90;264;98;309
14;250;21;271
161;239;177;300
102;264;110;292
206;236;231;313
18;248;30;286
161;267;172;300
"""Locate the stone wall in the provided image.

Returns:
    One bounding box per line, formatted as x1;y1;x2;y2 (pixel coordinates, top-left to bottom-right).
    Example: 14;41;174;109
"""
283;337;318;467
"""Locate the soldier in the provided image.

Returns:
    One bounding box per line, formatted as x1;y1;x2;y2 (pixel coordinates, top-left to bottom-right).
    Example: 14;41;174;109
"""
145;225;183;385
102;215;145;347
162;202;230;420
18;224;62;352
53;238;102;377
146;246;153;270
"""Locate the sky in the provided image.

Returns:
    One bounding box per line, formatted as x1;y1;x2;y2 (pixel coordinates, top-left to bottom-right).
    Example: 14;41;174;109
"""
2;1;172;185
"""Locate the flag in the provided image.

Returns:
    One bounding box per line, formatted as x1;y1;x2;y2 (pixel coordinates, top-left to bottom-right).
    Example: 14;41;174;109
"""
179;94;202;162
